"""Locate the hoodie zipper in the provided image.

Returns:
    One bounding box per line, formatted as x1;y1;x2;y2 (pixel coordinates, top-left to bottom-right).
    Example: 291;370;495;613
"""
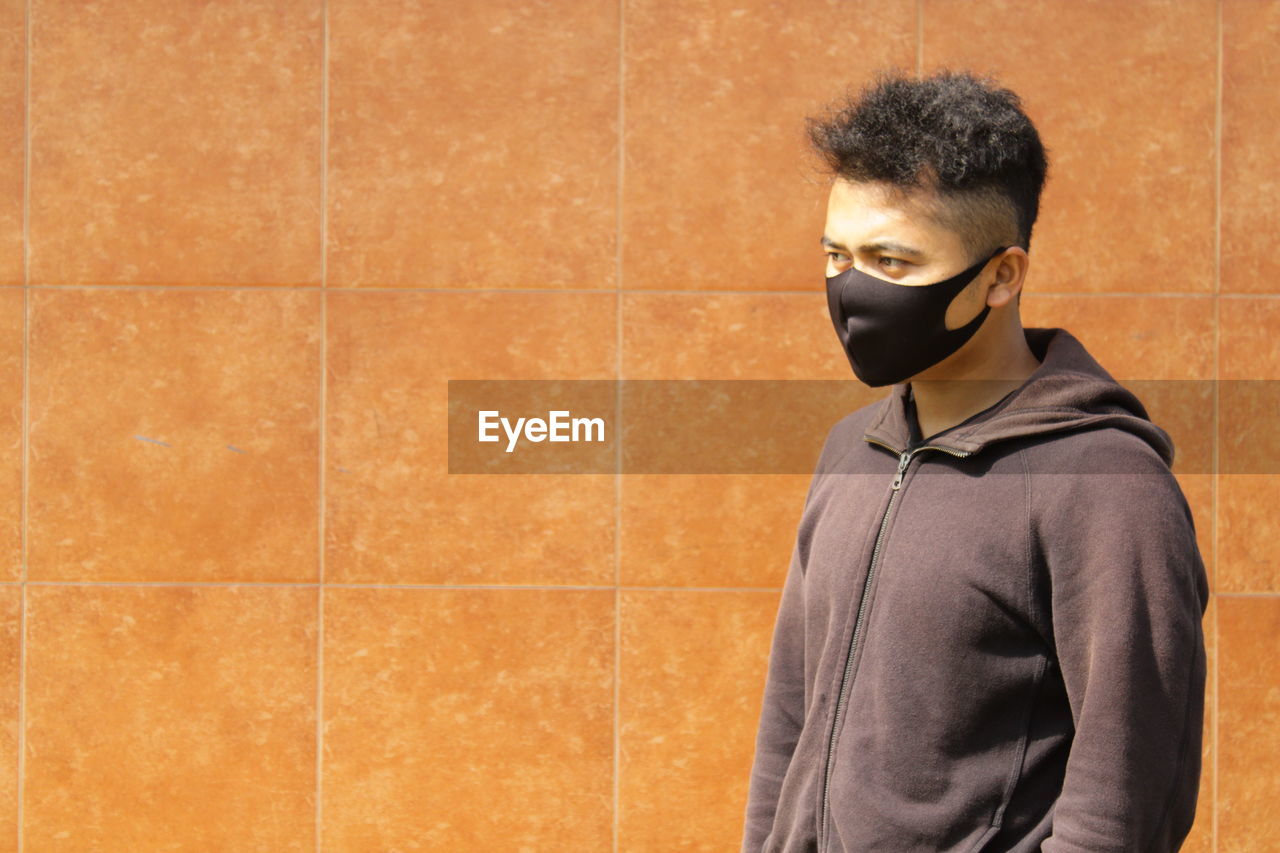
819;438;973;852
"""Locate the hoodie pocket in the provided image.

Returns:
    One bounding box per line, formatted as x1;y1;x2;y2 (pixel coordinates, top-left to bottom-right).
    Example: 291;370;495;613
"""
965;652;1051;852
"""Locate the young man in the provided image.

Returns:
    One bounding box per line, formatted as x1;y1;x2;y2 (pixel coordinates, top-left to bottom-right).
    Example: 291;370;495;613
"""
741;70;1209;852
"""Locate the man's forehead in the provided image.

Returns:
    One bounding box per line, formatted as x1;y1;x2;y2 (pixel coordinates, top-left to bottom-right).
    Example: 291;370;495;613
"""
824;178;958;251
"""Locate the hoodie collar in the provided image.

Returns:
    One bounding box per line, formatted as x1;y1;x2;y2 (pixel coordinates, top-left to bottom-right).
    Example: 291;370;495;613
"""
862;326;1175;467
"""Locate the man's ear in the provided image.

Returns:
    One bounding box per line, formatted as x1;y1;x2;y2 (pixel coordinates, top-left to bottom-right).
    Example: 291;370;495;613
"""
1002;246;1028;306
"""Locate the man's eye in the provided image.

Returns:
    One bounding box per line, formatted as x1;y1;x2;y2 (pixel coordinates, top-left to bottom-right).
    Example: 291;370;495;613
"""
879;256;904;269
825;251;847;263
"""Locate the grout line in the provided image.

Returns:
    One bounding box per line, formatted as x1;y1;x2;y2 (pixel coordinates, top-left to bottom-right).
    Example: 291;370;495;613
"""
13;282;1272;299
317;1;330;850
18;0;30;847
1211;583;1221;850
1;580;790;592
1212;0;1221;849
614;0;625;850
0;583;1261;597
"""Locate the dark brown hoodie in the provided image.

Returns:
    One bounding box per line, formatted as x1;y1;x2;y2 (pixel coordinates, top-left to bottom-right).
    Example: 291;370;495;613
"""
741;326;1209;852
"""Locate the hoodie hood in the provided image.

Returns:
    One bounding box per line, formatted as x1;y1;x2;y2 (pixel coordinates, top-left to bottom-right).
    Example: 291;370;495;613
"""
862;326;1176;467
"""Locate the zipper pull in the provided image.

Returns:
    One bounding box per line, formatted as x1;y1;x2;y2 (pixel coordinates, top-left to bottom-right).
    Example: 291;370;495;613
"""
891;450;912;490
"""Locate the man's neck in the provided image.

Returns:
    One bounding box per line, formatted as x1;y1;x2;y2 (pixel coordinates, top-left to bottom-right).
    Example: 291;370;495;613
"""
910;328;1044;442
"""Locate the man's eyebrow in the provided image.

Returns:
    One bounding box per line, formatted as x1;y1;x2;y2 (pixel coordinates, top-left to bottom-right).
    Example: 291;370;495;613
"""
820;235;926;258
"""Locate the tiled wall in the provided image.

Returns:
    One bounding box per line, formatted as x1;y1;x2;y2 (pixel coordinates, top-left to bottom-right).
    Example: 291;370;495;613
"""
0;0;1274;850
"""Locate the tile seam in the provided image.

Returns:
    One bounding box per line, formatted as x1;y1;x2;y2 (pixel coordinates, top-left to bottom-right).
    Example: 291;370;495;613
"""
13;581;1280;597
317;1;330;850
614;0;625;850
18;0;30;848
12;580;788;592
1212;0;1222;848
11;283;1263;298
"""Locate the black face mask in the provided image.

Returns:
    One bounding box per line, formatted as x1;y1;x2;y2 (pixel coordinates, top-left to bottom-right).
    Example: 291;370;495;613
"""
825;246;1009;387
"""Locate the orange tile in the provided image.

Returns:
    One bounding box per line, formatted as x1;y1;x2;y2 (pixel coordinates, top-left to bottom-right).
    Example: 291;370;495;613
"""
325;290;616;584
327;0;618;288
1019;295;1215;380
1021;296;1216;478
1218;299;1280;592
1218;595;1280;850
1222;0;1280;293
0;289;19;581
619;588;780;851
622;0;915;290
1218;477;1280;593
622;292;850;381
28;0;322;285
0;0;22;285
23;585;317;850
622;476;810;587
923;0;1217;294
620;292;869;586
27;289;321;582
322;587;613;850
1220;297;1280;381
0;587;20;848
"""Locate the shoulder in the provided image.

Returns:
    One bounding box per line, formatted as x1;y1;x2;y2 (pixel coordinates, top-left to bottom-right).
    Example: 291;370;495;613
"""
1026;425;1194;538
814;398;885;474
1027;424;1171;474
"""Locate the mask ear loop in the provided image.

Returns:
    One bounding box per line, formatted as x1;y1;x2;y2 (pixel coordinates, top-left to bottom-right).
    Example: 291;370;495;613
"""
961;244;1012;319
982;245;1012;289
969;245;1011;291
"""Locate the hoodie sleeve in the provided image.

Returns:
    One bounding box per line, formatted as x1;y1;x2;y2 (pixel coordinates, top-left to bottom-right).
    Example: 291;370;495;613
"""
1035;439;1210;852
740;533;808;853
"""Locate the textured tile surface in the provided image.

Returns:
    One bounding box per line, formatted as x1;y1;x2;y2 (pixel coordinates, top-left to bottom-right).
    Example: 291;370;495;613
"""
1219;475;1279;594
1020;296;1216;479
622;475;811;587
1222;0;1280;293
0;0;21;285
23;585;317;851
327;0;618;288
1220;297;1280;382
0;2;1273;850
0;587;19;848
623;0;915;290
1218;298;1280;592
620;589;779;851
28;0;323;285
621;292;861;586
26;289;321;581
1019;295;1215;380
0;289;19;581
1219;596;1280;850
622;292;848;381
323;587;613;850
924;0;1217;294
325;290;616;584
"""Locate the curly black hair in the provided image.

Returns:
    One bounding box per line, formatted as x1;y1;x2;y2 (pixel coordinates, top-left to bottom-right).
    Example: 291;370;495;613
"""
807;68;1049;260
